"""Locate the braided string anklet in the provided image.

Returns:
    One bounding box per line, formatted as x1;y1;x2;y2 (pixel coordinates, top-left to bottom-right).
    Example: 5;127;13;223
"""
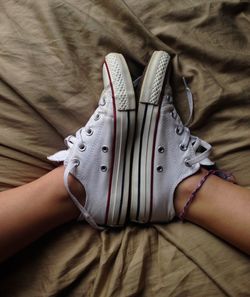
178;169;236;221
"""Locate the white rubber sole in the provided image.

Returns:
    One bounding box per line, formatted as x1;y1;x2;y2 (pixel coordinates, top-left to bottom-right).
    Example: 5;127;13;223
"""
104;53;136;226
131;51;170;223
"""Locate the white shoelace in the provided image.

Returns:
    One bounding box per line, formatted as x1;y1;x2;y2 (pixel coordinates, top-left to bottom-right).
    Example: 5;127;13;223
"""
171;78;212;167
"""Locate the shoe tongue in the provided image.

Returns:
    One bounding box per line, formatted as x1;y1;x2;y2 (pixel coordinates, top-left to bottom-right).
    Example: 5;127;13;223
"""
200;157;214;166
47;150;68;162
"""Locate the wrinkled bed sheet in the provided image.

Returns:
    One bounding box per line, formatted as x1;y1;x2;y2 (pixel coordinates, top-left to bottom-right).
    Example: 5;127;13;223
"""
0;0;250;296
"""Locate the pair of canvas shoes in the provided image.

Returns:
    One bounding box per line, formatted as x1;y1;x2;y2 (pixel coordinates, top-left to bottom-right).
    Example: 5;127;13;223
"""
48;51;213;229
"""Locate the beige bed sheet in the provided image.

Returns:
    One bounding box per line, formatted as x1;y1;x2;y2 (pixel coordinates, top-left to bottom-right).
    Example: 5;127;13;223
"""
0;0;249;296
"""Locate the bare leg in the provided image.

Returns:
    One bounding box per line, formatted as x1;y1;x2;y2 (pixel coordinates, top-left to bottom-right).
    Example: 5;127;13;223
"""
174;168;250;255
0;166;81;262
1;166;250;262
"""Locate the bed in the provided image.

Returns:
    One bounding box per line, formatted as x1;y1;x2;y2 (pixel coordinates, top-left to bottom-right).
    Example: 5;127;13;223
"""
0;0;250;296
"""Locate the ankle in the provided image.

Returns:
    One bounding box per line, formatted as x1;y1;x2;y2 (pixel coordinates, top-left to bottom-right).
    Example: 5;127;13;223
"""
67;173;86;207
174;168;208;214
49;166;82;220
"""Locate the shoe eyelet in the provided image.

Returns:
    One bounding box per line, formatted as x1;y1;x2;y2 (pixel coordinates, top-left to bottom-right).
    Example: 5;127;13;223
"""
179;144;188;151
175;127;183;135
86;128;93;136
99;98;106;106
74;159;80;167
102;146;109;153
158;146;165;153
157;166;163;172
184;159;192;167
166;95;173;103
171;111;177;119
101;165;107;172
94;113;100;121
79;143;86;151
65;135;73;146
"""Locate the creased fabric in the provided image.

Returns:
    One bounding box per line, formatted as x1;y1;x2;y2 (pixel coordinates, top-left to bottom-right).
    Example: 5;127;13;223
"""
0;0;249;296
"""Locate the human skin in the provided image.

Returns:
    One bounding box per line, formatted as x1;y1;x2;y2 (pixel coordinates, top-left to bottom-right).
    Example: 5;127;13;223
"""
0;166;250;262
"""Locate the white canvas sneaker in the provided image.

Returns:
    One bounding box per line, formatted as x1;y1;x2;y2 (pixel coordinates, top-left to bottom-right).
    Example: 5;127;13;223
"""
48;53;136;228
130;51;213;223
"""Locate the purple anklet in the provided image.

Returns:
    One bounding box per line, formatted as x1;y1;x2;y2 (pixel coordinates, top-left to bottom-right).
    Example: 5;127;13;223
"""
178;169;236;221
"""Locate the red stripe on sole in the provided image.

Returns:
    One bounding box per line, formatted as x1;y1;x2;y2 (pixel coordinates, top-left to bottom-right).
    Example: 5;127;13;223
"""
104;60;117;225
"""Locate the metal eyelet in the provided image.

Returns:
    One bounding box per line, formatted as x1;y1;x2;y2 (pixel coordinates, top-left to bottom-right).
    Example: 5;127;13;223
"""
184;159;192;167
78;143;86;151
65;135;73;145
86;128;93;136
157;166;163;172
158;146;165;153
166;95;173;103
99;98;106;106
102;146;109;153
171;111;177;119
94;113;100;121
74;159;80;167
179;144;188;151
175;127;183;135
101;165;107;172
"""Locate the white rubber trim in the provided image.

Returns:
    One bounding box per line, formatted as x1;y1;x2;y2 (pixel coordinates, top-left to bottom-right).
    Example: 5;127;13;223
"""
140;51;170;105
105;53;136;226
130;51;170;223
